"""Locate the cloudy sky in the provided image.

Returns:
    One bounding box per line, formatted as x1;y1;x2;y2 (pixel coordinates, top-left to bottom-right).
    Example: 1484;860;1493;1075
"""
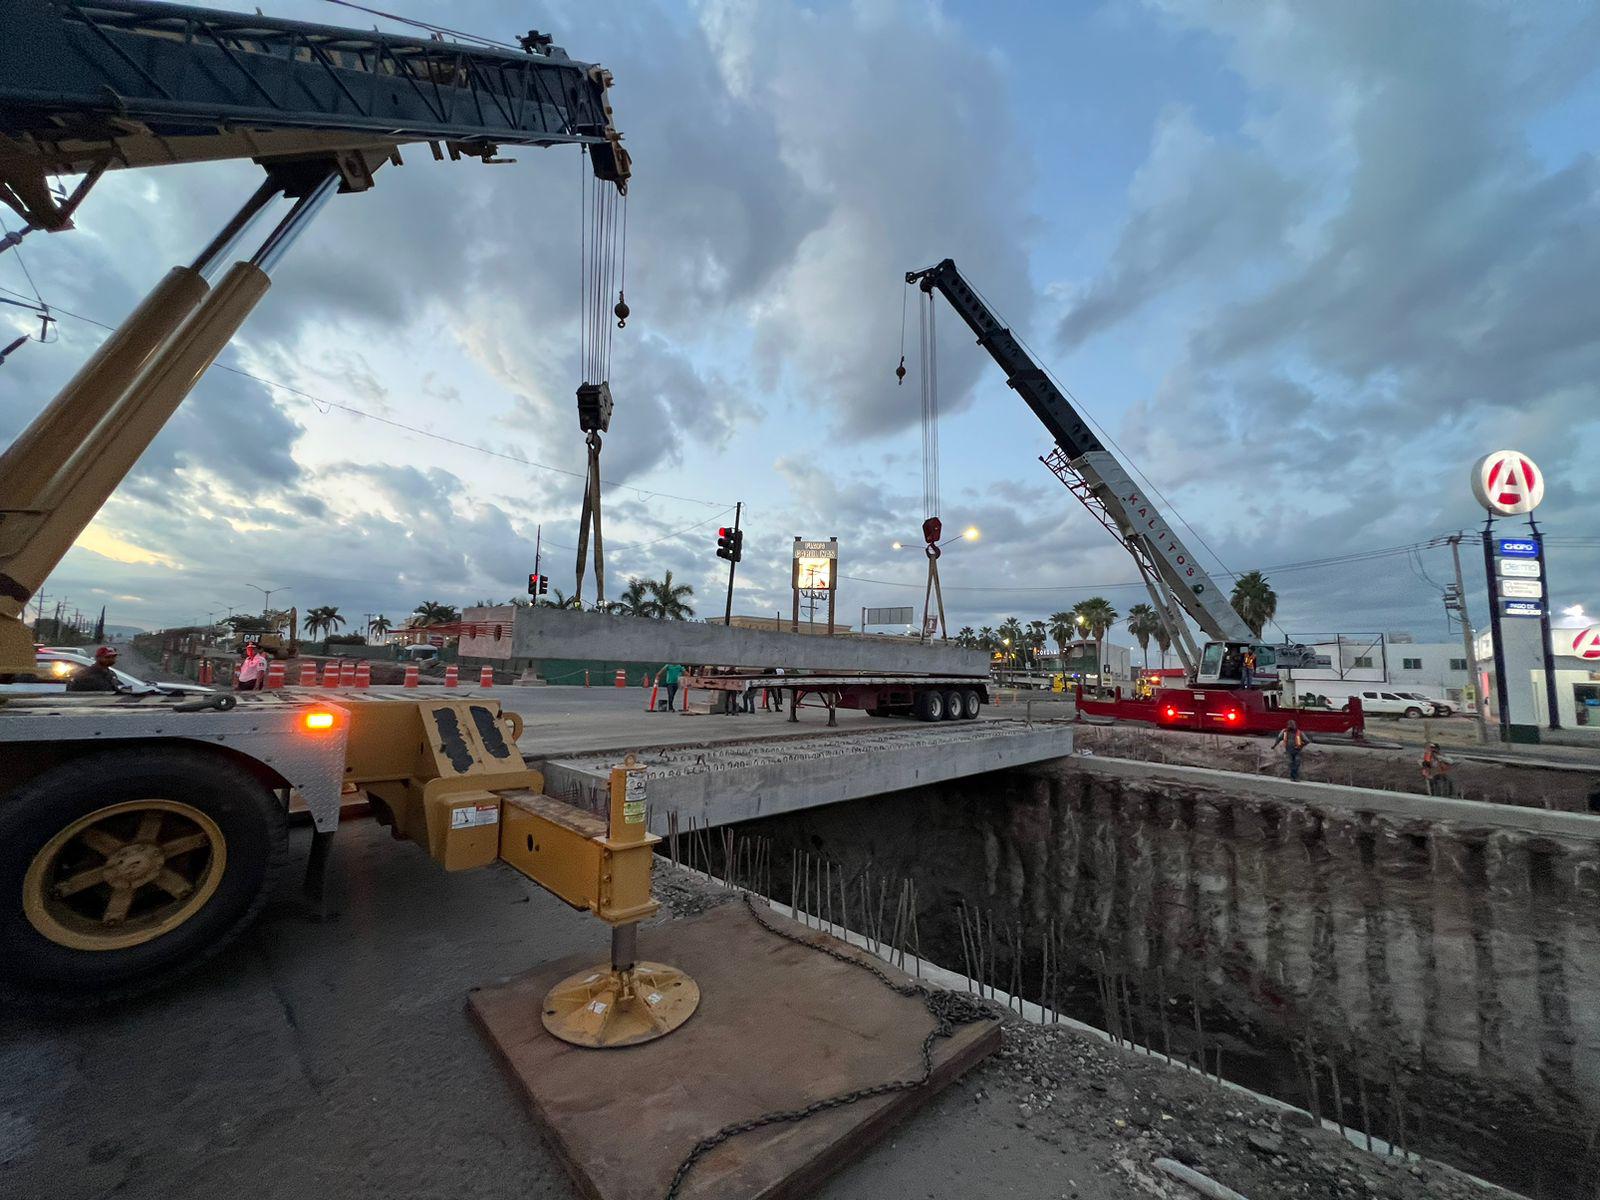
3;0;1598;649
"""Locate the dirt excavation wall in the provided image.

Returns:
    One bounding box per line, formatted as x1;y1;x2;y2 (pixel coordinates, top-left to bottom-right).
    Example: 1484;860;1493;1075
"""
1075;722;1600;812
735;757;1600;1197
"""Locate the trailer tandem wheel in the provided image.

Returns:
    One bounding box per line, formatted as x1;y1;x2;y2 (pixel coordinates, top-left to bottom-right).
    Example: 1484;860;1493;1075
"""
1;747;287;1004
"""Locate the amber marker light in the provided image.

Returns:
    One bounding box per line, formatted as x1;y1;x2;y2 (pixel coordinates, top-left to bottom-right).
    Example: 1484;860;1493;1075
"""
303;710;336;731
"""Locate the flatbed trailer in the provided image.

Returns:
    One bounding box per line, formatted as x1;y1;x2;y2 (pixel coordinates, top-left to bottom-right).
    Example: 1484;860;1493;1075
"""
684;672;991;724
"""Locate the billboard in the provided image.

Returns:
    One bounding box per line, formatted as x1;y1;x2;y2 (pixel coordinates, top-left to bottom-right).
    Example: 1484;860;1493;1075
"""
865;606;914;625
793;538;837;591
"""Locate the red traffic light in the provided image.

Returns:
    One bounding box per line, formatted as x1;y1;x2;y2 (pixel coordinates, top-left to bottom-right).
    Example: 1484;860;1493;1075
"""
718;528;730;538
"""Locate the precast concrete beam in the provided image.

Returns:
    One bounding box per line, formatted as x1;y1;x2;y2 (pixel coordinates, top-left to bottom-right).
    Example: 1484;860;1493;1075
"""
461;605;992;675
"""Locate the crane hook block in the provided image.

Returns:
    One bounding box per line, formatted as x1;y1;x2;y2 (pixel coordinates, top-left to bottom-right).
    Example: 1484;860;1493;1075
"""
895;355;906;385
614;291;629;329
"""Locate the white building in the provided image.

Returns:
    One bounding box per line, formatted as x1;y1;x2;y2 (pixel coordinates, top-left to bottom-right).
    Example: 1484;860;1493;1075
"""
1285;635;1473;703
1475;608;1600;729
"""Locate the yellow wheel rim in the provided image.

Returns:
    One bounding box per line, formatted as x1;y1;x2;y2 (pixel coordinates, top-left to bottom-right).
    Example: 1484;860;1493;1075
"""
23;800;227;952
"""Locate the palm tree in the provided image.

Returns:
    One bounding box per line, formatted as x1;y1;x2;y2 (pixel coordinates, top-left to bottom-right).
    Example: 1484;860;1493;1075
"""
369;615;392;638
998;617;1024;666
954;626;977;648
304;605;345;639
412;601;460;626
614;578;651;617
540;588;583;611
1126;603;1160;670
1230;571;1277;638
977;625;997;651
1072;597;1119;686
1047;610;1077;655
646;571;695;621
1153;622;1173;670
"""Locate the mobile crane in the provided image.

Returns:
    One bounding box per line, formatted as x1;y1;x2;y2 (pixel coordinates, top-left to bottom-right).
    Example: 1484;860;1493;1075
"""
0;2;693;1043
906;259;1358;738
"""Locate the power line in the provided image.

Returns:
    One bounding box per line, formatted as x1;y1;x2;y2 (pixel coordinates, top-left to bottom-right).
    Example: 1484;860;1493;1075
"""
541;505;737;553
1;287;729;510
841;538;1453;594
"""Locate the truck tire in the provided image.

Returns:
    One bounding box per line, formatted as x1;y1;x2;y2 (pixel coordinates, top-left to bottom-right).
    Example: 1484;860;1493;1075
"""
961;689;982;720
916;689;945;721
1403;707;1423;720
0;747;286;1005
942;689;963;720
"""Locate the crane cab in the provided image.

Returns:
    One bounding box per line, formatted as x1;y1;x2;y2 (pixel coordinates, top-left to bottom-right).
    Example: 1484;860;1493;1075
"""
1193;640;1278;689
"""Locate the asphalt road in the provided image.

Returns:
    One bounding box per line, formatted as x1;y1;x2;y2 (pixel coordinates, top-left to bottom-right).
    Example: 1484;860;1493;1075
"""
0;819;1125;1200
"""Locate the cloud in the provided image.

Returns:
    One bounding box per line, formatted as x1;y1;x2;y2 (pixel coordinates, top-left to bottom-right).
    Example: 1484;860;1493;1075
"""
1057;105;1304;348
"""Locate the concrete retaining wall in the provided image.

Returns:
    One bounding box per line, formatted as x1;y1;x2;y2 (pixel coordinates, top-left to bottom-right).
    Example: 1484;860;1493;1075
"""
462;605;990;675
733;756;1600;1194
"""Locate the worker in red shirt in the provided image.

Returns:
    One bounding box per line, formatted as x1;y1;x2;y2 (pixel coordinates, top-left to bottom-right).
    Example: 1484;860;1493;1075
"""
66;646;124;693
235;643;270;691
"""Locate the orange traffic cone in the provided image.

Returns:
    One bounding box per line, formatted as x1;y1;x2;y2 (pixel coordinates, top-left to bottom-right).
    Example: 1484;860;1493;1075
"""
322;661;339;687
444;665;459;689
479;665;494;687
403;663;419;688
354;660;371;688
614;668;626;687
299;661;318;687
646;683;659;711
339;658;356;687
266;660;285;689
198;659;213;686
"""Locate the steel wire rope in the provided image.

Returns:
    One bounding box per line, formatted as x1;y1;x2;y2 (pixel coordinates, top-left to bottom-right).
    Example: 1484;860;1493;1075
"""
321;0;523;50
5;288;729;509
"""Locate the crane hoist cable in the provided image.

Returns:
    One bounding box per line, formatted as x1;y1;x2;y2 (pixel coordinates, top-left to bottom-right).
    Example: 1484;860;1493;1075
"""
573;147;629;608
897;280;948;640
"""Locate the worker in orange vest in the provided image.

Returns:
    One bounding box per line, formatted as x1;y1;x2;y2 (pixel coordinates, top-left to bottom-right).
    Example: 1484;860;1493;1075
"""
1271;719;1310;781
1421;742;1454;796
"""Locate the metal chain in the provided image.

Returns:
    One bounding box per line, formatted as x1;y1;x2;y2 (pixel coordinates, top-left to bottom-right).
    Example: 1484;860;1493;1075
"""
663;892;991;1200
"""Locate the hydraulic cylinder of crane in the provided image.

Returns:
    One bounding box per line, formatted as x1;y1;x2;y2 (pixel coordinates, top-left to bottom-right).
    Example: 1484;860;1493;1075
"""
0;179;280;518
0;177;331;676
0;263;272;646
0;267;209;515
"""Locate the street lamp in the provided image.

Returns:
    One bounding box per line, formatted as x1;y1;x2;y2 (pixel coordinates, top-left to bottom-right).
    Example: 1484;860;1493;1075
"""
963;526;979;541
245;582;290;617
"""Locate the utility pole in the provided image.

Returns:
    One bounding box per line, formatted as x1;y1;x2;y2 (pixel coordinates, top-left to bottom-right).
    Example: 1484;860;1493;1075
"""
722;502;742;626
1447;534;1489;744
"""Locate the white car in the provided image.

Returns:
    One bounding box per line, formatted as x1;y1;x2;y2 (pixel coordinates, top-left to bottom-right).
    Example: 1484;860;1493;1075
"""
1355;689;1432;719
1395;691;1455;717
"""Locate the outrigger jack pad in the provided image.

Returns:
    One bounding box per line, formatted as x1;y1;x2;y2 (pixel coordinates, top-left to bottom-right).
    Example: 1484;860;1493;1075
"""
542;961;700;1048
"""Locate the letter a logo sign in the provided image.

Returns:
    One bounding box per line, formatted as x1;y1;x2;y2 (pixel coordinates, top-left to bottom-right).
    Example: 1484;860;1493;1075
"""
1573;626;1600;661
1471;450;1545;516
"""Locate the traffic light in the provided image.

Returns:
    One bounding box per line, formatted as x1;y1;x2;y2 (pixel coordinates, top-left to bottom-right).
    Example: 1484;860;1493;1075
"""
528;573;549;596
716;528;744;563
